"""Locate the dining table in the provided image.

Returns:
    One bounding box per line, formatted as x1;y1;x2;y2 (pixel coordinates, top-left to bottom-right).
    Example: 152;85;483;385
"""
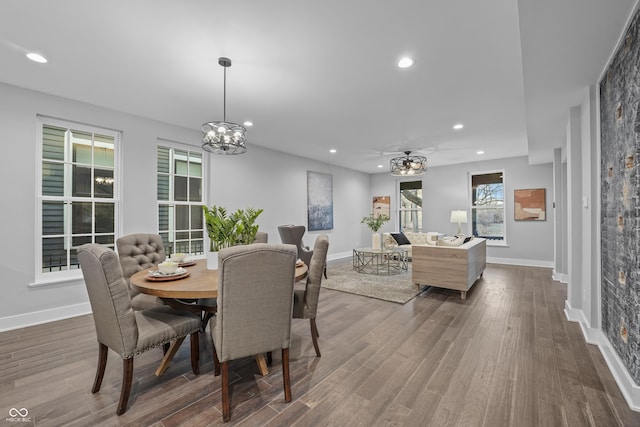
130;258;308;376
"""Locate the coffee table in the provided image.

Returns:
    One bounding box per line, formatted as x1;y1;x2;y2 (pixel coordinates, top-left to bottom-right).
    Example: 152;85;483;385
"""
353;247;409;275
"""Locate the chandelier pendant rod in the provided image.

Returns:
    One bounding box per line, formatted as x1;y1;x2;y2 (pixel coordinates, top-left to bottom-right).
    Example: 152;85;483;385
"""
222;64;227;122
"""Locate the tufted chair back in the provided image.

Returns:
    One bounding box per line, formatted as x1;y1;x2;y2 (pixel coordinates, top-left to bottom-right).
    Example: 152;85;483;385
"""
116;234;166;309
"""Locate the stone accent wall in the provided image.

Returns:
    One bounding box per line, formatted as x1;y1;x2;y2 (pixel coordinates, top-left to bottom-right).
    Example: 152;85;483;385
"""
600;7;640;385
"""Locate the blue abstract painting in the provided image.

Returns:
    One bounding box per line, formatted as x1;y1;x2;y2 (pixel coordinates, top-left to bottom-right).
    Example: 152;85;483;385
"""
307;171;333;231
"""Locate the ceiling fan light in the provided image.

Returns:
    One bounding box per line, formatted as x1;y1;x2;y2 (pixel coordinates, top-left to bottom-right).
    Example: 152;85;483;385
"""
390;150;427;176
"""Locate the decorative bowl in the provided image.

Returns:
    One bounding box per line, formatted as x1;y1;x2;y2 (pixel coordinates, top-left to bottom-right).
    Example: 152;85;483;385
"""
158;261;178;275
170;253;187;263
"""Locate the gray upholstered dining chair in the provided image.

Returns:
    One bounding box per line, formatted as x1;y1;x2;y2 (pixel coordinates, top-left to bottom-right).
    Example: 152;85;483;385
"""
278;225;327;279
253;231;268;243
293;234;329;357
210;243;297;422
188;230;271;329
116;233;166;310
77;244;201;416
277;225;312;266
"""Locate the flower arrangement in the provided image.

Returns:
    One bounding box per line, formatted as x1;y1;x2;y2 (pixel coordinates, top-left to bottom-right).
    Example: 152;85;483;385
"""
360;214;390;232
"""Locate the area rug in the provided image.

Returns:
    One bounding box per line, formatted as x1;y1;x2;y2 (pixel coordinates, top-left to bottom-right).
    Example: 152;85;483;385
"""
322;262;423;304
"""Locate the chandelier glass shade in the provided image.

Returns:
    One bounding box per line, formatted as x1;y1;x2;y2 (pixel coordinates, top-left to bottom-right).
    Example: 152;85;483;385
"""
389;151;427;176
202;57;247;155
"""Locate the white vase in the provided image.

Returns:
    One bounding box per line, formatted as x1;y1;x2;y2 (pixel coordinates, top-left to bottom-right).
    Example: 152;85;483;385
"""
206;251;219;270
372;233;382;250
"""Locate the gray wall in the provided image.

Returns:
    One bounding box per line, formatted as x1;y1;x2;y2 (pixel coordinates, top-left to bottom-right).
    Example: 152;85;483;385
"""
370;156;554;265
0;82;369;330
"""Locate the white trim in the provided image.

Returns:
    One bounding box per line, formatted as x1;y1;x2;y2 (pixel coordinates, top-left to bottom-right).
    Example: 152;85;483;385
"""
486;257;553;268
564;301;640;411
552;270;568;283
28;275;84;288
0;302;92;333
468;169;507;244
328;251;352;261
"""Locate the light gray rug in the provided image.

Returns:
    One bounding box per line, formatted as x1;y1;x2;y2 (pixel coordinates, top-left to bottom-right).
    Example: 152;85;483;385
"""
322;262;424;304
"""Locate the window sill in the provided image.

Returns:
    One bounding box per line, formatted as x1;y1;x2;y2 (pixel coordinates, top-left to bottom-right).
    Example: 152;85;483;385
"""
29;273;83;288
486;241;509;247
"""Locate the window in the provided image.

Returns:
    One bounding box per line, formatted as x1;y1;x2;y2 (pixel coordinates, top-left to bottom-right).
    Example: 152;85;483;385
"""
38;118;119;278
157;146;204;256
470;171;505;241
398;180;422;232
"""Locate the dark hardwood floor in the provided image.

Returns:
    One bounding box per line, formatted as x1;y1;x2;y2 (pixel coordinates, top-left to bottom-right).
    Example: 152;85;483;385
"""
1;262;639;426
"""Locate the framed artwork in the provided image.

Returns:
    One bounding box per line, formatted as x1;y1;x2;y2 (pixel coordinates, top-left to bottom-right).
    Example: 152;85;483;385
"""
514;188;546;221
307;171;333;231
373;196;390;218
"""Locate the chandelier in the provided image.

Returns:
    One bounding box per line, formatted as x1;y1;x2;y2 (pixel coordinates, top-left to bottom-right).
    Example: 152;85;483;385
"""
389;151;427;176
202;57;247;154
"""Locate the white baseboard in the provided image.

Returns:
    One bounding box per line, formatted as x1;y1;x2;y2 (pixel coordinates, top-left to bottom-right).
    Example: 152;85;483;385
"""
0;302;92;332
552;270;568;283
486;256;554;268
564;300;640;411
328;251;352;261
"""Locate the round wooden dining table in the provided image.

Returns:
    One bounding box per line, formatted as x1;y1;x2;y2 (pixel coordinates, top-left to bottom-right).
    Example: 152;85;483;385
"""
130;258;308;376
130;259;308;299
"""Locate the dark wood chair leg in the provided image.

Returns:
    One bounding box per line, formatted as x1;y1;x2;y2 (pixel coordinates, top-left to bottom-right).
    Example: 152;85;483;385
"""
190;332;200;375
117;358;134;416
92;343;108;393
266;351;273;366
282;348;292;402
212;344;220;376
221;361;230;422
310;318;321;357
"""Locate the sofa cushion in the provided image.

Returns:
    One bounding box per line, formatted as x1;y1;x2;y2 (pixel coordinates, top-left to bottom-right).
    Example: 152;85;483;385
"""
390;232;411;245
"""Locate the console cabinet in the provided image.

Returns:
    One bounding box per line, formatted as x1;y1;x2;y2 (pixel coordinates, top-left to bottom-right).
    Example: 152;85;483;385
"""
411;238;486;299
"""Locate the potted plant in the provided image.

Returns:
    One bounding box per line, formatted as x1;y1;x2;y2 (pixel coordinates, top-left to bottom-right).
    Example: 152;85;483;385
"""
203;205;264;269
361;214;390;250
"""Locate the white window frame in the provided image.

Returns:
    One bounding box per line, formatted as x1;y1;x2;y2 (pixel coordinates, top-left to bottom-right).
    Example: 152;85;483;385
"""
34;116;122;285
468;169;507;246
156;140;207;258
397;179;423;232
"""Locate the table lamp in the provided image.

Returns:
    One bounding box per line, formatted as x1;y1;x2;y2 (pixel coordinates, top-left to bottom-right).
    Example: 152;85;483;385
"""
450;210;467;235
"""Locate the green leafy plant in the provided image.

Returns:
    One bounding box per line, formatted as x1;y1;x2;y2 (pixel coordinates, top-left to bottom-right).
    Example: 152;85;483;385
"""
360;214;390;232
203;205;264;251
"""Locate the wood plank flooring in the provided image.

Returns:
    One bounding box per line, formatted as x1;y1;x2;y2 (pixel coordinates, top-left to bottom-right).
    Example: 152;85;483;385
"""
1;262;639;426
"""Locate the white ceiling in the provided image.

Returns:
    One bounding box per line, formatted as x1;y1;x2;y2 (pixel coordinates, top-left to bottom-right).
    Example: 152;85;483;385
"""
0;0;636;173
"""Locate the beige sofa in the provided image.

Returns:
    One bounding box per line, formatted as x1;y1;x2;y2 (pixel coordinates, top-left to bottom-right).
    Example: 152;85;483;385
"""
383;231;467;258
412;238;486;300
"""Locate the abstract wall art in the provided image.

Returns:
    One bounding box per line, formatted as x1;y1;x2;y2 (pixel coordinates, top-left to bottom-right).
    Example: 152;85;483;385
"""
307;171;333;231
514;188;546;221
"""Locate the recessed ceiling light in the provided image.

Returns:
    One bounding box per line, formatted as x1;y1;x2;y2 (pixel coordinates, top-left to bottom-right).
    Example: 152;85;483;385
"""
329;149;337;154
243;121;253;127
26;52;47;63
397;57;414;68
377;164;384;168
453;123;464;130
476;150;485;155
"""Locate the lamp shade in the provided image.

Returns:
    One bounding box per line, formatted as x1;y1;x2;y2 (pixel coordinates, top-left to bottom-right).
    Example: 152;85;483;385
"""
450;210;467;224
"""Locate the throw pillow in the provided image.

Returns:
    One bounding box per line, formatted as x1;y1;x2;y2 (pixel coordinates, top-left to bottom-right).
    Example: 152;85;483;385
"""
390;232;411;245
